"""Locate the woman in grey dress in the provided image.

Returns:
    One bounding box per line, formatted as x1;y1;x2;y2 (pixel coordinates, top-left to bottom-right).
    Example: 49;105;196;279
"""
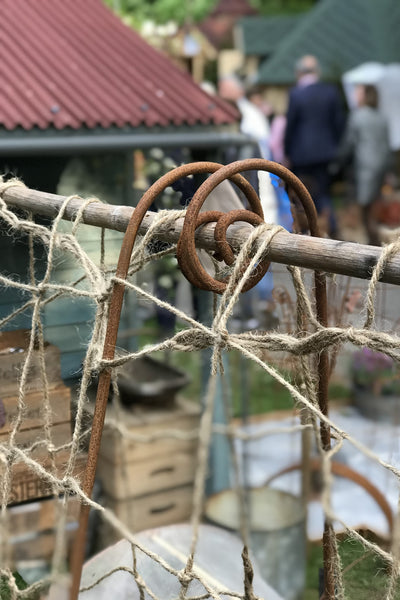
337;84;391;245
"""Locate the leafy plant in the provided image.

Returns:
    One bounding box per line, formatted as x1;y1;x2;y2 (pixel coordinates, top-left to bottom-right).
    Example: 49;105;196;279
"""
0;572;40;600
104;0;317;27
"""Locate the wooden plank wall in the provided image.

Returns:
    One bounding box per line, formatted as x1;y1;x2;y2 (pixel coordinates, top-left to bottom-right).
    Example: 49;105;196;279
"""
0;154;138;380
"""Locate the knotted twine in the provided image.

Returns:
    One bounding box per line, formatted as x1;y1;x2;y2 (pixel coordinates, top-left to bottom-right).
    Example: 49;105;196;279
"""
0;179;400;597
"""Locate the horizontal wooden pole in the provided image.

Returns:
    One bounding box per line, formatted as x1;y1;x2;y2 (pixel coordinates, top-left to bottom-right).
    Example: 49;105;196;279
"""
2;184;400;285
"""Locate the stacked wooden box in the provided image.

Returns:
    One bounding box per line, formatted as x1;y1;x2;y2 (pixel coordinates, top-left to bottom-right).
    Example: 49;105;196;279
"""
0;329;84;568
96;397;201;545
6;497;81;568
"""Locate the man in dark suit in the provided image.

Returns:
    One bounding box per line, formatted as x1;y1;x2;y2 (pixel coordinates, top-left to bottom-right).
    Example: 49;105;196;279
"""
284;55;344;235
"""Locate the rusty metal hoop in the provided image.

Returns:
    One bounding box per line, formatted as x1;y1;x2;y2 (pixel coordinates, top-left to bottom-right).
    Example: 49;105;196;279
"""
177;158;321;294
265;459;394;535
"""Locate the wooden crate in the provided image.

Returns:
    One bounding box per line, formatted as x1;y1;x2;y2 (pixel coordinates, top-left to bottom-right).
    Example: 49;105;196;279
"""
3;451;87;505
99;397;200;464
0;329;62;396
7;495;80;539
95;398;200;500
0;421;71;455
0;385;71;435
11;527;77;563
100;484;193;542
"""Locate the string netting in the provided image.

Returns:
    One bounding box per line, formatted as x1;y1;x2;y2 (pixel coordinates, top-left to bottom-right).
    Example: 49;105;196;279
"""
1;175;400;600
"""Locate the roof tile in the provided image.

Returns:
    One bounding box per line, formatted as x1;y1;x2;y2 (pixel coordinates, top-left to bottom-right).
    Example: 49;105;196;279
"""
0;0;238;131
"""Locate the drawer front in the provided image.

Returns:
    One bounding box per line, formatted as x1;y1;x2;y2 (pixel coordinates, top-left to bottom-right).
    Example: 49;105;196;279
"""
100;414;200;464
0;329;62;397
97;452;197;500
100;484;193;543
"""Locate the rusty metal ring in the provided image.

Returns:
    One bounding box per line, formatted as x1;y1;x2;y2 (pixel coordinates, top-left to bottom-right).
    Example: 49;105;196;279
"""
195;210;225;262
213;209;271;293
190;210;270;293
177;158;320;294
120;161;261;293
196;211;225;226
213;209;266;266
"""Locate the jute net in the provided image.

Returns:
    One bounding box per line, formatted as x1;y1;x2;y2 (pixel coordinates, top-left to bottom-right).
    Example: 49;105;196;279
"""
0;160;400;600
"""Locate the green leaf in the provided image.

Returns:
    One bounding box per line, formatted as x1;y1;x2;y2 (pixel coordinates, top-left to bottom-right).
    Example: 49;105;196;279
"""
0;572;39;600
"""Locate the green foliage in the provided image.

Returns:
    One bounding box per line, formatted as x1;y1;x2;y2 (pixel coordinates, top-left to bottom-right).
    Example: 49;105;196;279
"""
305;538;400;599
104;0;215;27
171;346;295;417
104;0;316;27
0;572;40;600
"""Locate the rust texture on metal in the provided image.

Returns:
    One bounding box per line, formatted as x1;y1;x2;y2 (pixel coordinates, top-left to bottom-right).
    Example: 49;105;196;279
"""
70;159;332;599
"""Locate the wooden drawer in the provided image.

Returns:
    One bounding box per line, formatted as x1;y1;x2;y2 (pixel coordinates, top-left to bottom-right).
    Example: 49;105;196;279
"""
100;484;193;542
97;451;197;500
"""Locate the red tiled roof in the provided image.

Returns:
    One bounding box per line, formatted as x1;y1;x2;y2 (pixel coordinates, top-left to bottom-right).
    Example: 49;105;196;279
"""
0;0;238;131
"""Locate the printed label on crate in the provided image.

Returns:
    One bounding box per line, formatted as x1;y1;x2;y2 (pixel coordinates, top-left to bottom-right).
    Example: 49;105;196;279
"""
9;477;52;505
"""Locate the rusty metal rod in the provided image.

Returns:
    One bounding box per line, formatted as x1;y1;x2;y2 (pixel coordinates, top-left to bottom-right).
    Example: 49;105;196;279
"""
2;184;400;285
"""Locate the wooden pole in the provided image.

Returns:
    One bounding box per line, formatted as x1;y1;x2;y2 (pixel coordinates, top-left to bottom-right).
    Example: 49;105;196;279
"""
2;184;400;286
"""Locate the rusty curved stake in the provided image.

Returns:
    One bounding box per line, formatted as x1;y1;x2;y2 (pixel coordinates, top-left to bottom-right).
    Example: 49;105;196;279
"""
69;159;331;599
69;161;262;599
176;158;324;300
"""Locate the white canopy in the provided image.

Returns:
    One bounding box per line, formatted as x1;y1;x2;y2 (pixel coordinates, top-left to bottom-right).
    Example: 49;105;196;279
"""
342;62;400;151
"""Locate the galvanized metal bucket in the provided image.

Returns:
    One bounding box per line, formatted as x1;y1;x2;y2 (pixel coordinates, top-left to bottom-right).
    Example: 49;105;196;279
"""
205;486;306;600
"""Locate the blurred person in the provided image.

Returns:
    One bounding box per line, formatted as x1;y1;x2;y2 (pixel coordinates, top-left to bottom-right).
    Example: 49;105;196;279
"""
284;55;345;237
269;112;287;165
246;85;275;123
218;75;271;159
333;84;391;246
218;75;293;329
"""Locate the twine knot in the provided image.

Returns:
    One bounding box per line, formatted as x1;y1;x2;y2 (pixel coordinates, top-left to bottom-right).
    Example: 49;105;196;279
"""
96;290;110;305
178;569;193;585
4;447;17;464
215;327;229;350
0;177;26;197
